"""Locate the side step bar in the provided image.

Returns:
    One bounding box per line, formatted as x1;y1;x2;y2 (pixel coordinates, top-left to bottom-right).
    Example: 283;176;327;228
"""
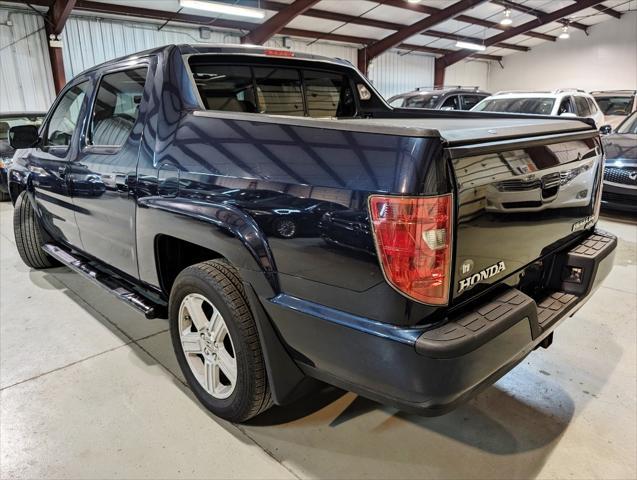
42;244;164;319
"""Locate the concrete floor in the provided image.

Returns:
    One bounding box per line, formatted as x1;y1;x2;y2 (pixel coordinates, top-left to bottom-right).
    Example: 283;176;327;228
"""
0;201;635;480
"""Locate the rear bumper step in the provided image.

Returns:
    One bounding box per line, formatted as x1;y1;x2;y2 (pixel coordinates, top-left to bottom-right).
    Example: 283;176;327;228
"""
42;244;165;319
265;228;616;415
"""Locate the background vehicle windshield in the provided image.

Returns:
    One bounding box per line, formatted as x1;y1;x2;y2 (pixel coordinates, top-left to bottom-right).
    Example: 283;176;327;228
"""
616;111;637;134
472;97;555;114
404;94;440;109
594;96;634;116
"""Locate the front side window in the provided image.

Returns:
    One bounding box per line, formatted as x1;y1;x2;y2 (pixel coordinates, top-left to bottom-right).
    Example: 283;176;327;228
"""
616;111;637;134
89;66;147;147
45;81;90;148
585;97;598;115
557;96;573;115
253;67;304;116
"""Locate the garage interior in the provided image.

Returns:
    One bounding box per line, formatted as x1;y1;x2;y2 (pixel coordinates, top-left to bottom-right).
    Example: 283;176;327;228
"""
0;0;636;479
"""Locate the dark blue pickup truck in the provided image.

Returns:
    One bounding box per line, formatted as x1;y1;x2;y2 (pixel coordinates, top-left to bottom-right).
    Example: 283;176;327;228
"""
7;44;615;422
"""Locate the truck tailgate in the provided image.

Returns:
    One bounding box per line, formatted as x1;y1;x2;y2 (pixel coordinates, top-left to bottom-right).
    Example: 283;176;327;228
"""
447;130;604;302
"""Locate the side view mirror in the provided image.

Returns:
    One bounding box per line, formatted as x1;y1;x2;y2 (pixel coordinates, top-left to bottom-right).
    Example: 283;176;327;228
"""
559;112;577;118
599;124;613;135
9;125;40;149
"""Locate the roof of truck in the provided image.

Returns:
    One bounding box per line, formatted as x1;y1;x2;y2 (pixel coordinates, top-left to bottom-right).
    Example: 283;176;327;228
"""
75;44;353;77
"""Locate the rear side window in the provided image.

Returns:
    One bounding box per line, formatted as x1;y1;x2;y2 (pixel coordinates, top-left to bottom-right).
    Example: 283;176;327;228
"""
89;67;147;146
574;96;591;116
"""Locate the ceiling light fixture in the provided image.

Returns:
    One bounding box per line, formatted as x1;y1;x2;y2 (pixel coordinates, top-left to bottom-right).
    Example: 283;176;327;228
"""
179;0;266;19
456;40;486;51
500;9;513;25
559;24;570;39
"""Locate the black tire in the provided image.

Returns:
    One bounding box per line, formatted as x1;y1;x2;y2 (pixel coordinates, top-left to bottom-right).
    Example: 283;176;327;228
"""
273;218;297;238
169;260;272;422
13;191;59;269
0;191;10;202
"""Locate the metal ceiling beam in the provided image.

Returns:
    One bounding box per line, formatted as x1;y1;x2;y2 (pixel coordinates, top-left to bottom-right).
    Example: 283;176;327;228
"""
377;0;557;41
363;0;488;61
243;0;528;52
592;4;622;19
10;0;501;63
435;0;606;83
359;0;488;73
44;0;76;93
241;0;321;45
492;0;589;32
279;27;502;61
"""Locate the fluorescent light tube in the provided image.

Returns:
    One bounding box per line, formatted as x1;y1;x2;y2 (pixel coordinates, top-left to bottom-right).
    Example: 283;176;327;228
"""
455;41;486;51
179;0;266;19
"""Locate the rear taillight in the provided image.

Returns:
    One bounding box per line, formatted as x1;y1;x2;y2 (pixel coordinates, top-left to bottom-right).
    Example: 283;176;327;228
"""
369;194;452;305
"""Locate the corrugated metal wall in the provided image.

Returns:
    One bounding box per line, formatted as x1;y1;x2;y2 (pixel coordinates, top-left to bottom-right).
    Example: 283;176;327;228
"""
1;6;475;111
367;51;434;99
0;9;56;112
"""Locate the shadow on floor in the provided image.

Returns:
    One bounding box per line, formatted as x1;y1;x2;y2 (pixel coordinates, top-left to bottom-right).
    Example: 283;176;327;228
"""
35;265;625;480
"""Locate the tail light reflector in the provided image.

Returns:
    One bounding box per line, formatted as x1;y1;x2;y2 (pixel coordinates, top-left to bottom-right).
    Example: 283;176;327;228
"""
369;194;452;305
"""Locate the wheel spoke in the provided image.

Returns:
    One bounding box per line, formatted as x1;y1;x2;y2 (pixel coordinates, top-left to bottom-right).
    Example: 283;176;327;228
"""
208;309;223;339
216;349;237;385
181;331;202;354
204;360;219;394
184;295;209;331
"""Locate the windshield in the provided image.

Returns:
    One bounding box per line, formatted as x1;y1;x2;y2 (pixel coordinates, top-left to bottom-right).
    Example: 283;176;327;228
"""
616;112;637;134
404;94;440;109
472;97;555;115
593;96;634;116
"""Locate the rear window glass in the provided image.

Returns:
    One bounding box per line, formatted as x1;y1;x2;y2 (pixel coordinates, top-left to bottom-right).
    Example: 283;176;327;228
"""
303;70;354;117
191;65;257;113
253;67;304;116
189;59;356;118
473;97;555;115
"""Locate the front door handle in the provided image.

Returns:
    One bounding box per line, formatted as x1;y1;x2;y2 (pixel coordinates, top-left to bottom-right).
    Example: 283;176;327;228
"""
58;166;67;178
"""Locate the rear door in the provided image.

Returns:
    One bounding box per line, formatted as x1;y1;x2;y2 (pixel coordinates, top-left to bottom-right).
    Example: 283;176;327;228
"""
26;80;91;248
70;62;150;278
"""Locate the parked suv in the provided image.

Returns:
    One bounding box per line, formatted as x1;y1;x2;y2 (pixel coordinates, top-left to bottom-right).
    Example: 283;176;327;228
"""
7;45;614;423
591;90;637;130
472;89;606;128
0;112;45;201
387;86;490;111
